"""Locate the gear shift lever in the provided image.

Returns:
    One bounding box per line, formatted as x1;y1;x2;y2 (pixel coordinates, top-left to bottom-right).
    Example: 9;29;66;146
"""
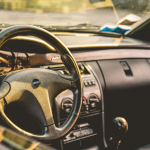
107;117;128;150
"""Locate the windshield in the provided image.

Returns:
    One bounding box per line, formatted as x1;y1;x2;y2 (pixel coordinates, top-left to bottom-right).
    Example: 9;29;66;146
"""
0;0;149;27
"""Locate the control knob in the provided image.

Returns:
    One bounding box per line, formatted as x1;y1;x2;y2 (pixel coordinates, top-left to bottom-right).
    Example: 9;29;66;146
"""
62;98;73;113
89;94;99;110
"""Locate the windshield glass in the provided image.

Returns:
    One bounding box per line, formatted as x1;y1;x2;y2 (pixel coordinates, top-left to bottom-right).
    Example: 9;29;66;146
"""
0;0;149;27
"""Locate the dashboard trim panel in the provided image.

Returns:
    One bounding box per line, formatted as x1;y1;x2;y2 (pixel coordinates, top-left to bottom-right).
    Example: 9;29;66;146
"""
29;49;150;66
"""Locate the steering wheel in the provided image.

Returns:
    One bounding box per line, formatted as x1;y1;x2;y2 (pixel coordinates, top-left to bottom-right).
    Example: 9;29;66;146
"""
0;25;83;144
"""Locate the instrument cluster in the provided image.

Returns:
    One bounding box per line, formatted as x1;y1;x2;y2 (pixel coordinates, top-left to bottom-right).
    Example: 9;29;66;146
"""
0;50;29;75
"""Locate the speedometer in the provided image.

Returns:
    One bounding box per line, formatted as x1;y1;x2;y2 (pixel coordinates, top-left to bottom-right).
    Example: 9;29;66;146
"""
0;50;15;75
15;53;29;69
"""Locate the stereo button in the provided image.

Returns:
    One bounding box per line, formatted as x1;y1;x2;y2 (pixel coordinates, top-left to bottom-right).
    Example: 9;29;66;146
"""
84;81;88;86
91;80;95;85
88;80;92;86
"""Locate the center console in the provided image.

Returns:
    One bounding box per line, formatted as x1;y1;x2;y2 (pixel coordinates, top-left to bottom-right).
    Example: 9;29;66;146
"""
55;62;101;119
50;62;103;149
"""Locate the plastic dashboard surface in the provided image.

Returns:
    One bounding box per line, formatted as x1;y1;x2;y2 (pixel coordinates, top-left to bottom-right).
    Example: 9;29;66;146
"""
1;46;150;150
54;58;150;150
97;59;150;150
51;58;150;150
0;27;150;150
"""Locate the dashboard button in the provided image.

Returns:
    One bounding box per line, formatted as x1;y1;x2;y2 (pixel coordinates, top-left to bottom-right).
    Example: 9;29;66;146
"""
91;80;96;85
85;105;89;111
84;81;88;86
88;80;92;86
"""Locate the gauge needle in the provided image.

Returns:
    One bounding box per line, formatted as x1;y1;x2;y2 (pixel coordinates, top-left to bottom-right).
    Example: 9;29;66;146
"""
0;57;10;66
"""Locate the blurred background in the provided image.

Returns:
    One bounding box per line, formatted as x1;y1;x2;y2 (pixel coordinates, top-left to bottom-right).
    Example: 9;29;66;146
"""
0;0;149;26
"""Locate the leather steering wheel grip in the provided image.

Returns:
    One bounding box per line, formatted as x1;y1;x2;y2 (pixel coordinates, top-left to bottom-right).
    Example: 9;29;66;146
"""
0;25;83;143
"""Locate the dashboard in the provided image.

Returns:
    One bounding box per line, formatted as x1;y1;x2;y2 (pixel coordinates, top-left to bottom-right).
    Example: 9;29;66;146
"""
1;32;150;150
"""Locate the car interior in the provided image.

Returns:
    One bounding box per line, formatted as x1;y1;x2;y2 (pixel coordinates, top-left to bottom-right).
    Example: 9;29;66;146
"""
0;1;150;150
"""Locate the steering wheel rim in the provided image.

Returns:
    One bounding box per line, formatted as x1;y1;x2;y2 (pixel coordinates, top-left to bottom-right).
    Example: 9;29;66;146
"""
0;25;83;143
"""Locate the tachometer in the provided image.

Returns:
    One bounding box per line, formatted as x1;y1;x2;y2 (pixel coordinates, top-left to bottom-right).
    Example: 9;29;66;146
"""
0;50;15;75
